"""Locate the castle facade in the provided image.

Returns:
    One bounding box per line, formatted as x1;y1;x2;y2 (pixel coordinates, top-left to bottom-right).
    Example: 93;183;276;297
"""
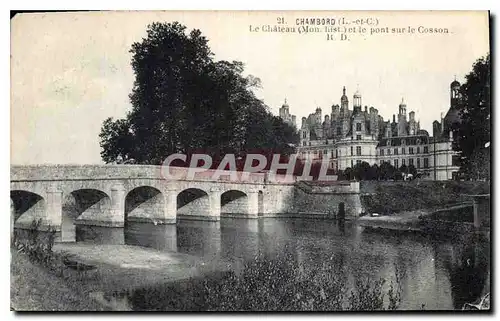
279;80;462;180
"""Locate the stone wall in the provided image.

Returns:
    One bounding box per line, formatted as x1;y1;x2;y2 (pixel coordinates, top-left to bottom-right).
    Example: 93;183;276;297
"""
290;182;362;218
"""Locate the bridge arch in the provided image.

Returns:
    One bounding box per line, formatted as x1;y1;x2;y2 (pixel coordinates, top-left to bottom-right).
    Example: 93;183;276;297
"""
62;189;111;242
125;186;164;224
221;190;249;216
177;188;210;218
10;190;46;228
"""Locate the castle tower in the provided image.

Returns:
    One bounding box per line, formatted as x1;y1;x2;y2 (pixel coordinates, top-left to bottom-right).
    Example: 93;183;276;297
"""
331;104;340;120
398;98;407;117
450;78;461;109
397;98;408;136
353;87;362;113
408;110;417;135
340;86;349;113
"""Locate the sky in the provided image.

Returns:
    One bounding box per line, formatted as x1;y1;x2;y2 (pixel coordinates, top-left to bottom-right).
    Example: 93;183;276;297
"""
10;11;489;165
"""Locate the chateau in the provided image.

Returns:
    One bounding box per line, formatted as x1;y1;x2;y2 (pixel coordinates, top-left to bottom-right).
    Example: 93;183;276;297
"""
280;80;462;180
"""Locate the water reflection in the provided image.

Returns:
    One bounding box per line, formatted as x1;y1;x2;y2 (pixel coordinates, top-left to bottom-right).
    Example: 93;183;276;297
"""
79;218;489;310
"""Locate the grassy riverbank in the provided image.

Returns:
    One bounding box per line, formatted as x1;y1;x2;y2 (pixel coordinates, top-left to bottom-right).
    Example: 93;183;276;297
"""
10;250;108;311
360;181;489;215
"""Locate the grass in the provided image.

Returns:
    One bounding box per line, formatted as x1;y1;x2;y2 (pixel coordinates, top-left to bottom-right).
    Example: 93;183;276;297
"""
10;251;108;311
360;180;489;214
10;219;109;311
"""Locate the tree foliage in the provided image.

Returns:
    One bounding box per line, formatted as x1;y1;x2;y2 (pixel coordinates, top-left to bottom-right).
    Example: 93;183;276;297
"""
99;22;298;165
337;162;423;181
456;53;491;180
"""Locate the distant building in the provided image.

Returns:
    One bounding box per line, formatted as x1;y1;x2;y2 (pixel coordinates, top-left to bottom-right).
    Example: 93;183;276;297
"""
288;80;461;180
278;99;297;128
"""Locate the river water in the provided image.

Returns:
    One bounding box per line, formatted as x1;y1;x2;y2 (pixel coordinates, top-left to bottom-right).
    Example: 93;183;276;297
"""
86;218;490;311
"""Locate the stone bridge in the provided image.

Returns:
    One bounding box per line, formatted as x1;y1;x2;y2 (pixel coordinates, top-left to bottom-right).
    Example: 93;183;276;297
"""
10;165;299;241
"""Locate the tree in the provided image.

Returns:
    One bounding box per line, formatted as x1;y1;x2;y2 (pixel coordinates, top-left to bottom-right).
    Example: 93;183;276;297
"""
352;161;371;180
456;53;490;180
343;167;354;181
407;164;417;177
99;22;298;165
369;164;380;180
99;118;135;163
379;162;396;180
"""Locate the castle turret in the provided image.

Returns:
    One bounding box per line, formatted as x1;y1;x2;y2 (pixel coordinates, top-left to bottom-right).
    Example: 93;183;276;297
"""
450;78;461;109
397;98;408;136
340;86;349;113
353;88;362;112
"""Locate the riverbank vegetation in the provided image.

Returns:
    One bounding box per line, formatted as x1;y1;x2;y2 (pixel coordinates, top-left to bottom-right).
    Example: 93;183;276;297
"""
112;252;403;311
11;220;108;311
360;180;489;215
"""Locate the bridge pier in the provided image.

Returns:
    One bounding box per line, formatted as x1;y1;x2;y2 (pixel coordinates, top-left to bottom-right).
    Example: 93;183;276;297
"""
208;187;221;221
247;188;260;218
45;187;63;228
161;187;177;224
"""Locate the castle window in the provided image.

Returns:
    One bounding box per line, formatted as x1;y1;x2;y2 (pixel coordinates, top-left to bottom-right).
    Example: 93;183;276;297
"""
424;146;429;153
356;160;361;166
402;158;406;166
332;150;335;158
351;160;354;167
394;159;399;168
401;139;406;145
417;147;420;154
401;147;406;155
417;158;421;168
387;149;391;156
303;141;306;146
356;135;361;140
350;146;353;156
409;147;414;154
356;123;362;131
303;131;306;139
394;148;398;155
424;158;429;168
337;127;342;136
409;158;414;166
356;146;361;156
380;149;384;156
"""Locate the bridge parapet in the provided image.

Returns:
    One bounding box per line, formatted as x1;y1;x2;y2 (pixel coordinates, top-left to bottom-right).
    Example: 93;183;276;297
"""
11;165;164;181
10;165;296;185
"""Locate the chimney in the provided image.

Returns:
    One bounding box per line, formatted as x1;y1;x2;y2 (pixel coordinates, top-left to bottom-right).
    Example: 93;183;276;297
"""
393;114;396;123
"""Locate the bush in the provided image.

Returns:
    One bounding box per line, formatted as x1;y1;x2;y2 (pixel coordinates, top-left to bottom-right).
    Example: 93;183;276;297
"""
121;253;403;311
12;219;66;273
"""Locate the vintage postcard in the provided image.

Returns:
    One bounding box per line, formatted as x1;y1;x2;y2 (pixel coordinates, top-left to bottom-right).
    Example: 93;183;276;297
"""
10;11;490;311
